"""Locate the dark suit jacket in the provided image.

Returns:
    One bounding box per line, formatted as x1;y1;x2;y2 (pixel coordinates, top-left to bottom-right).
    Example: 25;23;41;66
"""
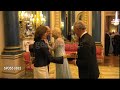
105;33;110;48
33;39;63;67
76;33;100;78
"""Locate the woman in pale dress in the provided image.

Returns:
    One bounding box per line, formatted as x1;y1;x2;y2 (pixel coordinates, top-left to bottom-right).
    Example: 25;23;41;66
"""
51;27;72;79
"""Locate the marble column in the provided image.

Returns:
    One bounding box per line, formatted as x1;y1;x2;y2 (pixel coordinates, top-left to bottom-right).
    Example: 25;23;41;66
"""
2;11;23;55
61;11;67;38
68;11;72;34
42;11;50;26
1;11;25;78
46;11;50;26
92;11;101;43
72;11;75;26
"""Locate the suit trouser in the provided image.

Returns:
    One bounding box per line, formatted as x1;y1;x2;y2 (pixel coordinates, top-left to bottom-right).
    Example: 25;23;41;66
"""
78;67;99;79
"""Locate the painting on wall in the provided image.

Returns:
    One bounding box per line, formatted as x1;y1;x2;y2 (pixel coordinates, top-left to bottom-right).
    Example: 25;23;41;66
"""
76;11;89;32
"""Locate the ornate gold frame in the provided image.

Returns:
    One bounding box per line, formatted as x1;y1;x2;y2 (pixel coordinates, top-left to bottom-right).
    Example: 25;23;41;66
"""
77;11;89;32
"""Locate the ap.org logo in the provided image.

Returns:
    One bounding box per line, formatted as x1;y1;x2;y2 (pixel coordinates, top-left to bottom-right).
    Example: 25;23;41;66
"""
3;66;21;71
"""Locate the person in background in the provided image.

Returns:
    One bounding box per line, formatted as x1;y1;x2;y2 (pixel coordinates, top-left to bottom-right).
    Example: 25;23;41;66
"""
113;32;120;56
67;31;72;42
72;20;100;79
45;26;55;72
105;31;110;56
45;26;55;49
109;32;113;54
46;26;51;43
111;32;116;55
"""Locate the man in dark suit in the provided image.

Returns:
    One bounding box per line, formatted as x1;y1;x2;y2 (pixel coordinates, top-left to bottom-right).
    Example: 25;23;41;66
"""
113;33;120;56
105;32;110;56
72;20;100;79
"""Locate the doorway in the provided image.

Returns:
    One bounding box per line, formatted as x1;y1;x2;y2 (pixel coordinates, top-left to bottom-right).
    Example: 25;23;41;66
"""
104;15;120;67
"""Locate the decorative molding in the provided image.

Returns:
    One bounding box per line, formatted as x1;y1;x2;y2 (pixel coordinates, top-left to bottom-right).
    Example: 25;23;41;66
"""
83;11;89;32
5;46;20;49
1;53;23;59
105;11;115;16
50;11;55;29
88;11;92;35
76;11;89;32
1;53;25;78
54;11;60;28
22;38;34;52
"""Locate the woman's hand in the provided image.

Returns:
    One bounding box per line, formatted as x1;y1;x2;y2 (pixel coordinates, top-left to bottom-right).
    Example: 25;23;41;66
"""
63;54;71;58
70;52;77;58
44;39;49;45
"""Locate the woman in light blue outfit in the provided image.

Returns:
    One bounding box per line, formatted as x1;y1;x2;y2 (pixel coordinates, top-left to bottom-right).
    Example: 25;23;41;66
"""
52;27;72;79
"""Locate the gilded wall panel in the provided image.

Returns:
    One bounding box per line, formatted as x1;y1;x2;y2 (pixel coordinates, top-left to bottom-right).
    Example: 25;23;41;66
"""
76;11;89;32
54;11;60;28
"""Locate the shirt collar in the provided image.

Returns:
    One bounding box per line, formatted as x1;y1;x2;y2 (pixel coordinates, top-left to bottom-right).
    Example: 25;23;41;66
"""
80;31;87;38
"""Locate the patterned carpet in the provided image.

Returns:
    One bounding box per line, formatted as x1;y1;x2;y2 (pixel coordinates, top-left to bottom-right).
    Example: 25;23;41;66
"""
20;63;119;79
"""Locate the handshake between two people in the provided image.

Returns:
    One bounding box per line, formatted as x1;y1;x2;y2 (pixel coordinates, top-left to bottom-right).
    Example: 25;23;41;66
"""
63;52;77;58
63;52;77;65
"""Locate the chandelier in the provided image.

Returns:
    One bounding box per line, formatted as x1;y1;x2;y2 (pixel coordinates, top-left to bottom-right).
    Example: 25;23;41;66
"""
111;11;120;26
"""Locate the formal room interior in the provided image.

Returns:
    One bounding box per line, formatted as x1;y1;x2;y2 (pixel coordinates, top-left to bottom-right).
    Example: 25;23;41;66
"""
0;11;119;79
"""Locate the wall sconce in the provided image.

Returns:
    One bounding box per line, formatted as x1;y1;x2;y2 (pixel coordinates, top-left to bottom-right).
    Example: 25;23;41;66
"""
40;13;46;25
71;26;73;30
61;21;64;29
41;16;46;24
111;11;120;26
112;29;116;33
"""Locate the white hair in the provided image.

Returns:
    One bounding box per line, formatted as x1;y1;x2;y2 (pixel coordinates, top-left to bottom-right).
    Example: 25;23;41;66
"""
74;20;86;30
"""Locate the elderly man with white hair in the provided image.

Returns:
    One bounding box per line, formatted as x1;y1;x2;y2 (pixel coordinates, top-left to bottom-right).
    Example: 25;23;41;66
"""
72;20;100;79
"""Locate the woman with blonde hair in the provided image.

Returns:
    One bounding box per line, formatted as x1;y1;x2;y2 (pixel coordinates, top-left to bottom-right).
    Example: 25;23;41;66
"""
52;27;72;79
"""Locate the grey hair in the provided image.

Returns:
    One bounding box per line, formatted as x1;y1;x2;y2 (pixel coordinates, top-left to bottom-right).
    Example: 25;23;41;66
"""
74;20;86;30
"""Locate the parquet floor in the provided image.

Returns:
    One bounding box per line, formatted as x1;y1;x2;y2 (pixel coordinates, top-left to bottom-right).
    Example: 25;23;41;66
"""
20;54;119;79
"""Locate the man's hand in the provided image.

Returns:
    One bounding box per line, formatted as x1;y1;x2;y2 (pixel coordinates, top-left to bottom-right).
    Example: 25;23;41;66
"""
70;52;77;58
68;60;76;65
